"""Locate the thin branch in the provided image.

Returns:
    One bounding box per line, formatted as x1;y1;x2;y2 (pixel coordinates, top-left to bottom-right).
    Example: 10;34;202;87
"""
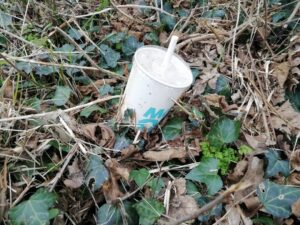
0;95;121;123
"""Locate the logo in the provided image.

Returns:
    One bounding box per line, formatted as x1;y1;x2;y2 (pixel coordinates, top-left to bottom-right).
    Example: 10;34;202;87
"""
137;107;166;129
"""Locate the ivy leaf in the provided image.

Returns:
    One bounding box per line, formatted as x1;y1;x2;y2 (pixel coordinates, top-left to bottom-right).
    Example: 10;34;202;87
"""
99;84;114;96
0;11;12;28
16;62;34;74
162;117;184;141
107;32;126;44
133;198;165;225
197;196;222;222
97;201;138;225
159;3;176;31
52;86;71;106
55;44;75;52
9;188;57;225
148;178;165;196
252;216;274;225
122;36;143;56
207;117;241;147
257;180;300;218
265;149;289;178
216;75;231;97
80;105;107;118
286;84;300;112
68;28;82;40
35;65;57;76
203;9;226;19
85;155;109;191
99;44;120;68
186;158;223;195
129;168;149;187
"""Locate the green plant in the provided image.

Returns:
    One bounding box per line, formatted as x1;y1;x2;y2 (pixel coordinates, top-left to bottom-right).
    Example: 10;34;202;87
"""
200;141;238;175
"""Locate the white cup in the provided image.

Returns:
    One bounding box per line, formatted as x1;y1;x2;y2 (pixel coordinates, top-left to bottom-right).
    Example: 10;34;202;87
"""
121;46;193;130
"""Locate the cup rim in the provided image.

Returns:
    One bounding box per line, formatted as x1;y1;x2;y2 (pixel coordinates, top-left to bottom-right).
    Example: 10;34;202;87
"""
133;45;193;89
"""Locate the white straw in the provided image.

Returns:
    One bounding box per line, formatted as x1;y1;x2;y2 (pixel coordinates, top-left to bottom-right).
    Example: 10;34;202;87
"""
161;35;179;72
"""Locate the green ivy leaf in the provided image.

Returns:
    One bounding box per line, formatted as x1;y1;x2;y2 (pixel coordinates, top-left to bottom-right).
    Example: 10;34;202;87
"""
100;44;120;68
130;168;149;187
216;75;231;97
97;201;138;225
286;84;300;112
16;62;34;74
0;11;12;28
9;188;57;225
55;44;75;52
107;32;126;44
144;32;159;45
133;198;165;225
80;105;107;118
265;149;289;178
99;84;114;96
257;180;300;218
68;28;82;40
186;158;223;195
252;216;274;225
162;117;184;141
148;178;165;196
85;155;109;191
207;117;241;147
122;36;143;56
203;9;226;19
52;86;71;106
159;3;176;31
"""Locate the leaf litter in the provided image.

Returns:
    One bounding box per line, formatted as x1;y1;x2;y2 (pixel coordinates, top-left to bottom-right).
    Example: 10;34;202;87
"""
0;0;300;225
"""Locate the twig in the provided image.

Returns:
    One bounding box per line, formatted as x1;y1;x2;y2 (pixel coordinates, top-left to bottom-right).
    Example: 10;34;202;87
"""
59;116;88;154
179;5;198;33
49;144;78;192
166;181;252;225
176;34;217;51
0;95;121;123
10;177;35;208
231;0;241;77
285;1;300;26
20;0;30;36
0;53;27;75
110;0;144;24
0;28;39;48
75;4;175;18
55;27;126;81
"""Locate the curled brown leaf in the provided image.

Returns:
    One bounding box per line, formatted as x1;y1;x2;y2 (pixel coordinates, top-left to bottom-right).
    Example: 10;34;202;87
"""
291;149;300;171
143;147;199;161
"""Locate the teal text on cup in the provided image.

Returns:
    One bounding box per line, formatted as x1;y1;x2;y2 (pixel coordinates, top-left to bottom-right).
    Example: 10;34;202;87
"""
137;107;167;129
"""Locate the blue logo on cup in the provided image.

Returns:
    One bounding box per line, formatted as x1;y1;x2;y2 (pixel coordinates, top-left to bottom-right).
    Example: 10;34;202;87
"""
137;107;167;129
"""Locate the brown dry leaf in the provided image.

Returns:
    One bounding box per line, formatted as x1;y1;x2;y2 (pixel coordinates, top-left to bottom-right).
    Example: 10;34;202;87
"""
80;123;115;148
105;158;130;181
290;149;300;171
221;205;241;225
173;178;186;196
244;133;268;150
63;158;84;189
288;172;300;185
120;145;138;160
270;101;300;135
142;147;199;161
243;197;261;215
203;94;237;112
0;78;14;99
234;157;264;203
292;198;300;217
159;31;168;44
168;195;200;221
228;159;248;182
102;176;124;204
272;62;290;88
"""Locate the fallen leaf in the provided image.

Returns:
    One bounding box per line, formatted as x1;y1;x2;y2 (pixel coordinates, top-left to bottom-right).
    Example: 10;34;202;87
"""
289;172;300;185
64;158;84;189
292;198;300;217
223;205;241;225
173;178;186;196
272;62;290;88
270;101;300;135
244;133;268;150
204;94;237;112
0;78;13;99
142;147;199;161
105;158;130;181
80;123;115;148
102;176;124;204
168;195;200;221
242;196;261;216
78;79;117;97
228;159;248;182
290;149;300;171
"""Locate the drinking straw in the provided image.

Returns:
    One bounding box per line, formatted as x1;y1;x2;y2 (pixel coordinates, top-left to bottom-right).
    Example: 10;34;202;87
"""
161;35;179;73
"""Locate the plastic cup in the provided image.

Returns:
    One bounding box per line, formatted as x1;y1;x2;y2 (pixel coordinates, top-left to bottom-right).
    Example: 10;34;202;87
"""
120;45;193;130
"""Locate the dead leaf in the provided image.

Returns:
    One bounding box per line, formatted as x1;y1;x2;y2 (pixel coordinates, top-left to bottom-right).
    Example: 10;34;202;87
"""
228;159;248;182
173;178;186;196
80;123;115;148
224;205;241;225
291;149;300;171
105;158;130;181
243;197;261;215
120;145;138;160
244;133;268;150
270;101;300;135
142;147;199;161
168;195;200;221
63;158;84;189
159;31;168;44
289;172;300;185
102;176;124;204
203;94;238;112
0;78;14;99
272;62;290;88
292;198;300;217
